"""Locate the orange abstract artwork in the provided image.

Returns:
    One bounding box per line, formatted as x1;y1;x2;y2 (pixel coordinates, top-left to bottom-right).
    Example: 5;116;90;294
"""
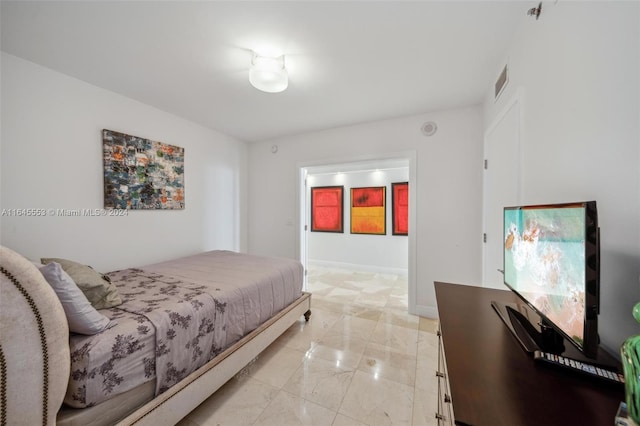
350;186;386;235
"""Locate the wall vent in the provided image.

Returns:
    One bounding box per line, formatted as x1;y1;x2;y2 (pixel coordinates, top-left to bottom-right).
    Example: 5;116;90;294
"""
494;63;509;101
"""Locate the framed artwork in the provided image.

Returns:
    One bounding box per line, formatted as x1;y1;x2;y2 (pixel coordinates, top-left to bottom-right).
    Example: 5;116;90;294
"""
392;182;409;235
310;186;344;232
350;186;386;235
103;129;185;210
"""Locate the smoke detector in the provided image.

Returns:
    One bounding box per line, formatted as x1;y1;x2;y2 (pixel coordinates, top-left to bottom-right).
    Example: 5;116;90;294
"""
421;121;438;137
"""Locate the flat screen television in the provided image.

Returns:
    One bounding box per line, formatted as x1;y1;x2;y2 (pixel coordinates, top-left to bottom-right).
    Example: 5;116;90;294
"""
492;201;600;359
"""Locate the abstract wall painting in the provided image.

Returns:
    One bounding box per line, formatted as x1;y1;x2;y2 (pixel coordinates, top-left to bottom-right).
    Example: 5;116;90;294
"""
103;129;185;210
310;186;344;233
392;182;409;235
350;186;386;235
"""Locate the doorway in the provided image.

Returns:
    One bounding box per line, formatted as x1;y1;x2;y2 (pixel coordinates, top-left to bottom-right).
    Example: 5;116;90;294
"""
297;152;417;314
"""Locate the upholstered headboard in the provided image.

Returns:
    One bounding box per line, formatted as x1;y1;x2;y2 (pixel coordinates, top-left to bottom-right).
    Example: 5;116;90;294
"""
0;246;70;425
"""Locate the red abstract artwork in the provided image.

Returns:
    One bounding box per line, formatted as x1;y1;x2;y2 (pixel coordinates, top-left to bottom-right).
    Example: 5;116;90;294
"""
392;182;408;235
310;186;344;232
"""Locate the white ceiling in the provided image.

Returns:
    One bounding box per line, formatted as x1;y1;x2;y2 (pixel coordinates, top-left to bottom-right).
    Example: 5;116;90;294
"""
1;1;527;143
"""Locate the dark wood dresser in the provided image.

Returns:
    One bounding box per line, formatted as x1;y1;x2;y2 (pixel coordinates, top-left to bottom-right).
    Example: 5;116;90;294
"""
434;281;625;426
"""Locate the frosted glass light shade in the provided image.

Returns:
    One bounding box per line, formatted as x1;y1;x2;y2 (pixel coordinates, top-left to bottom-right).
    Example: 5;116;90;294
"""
249;53;288;93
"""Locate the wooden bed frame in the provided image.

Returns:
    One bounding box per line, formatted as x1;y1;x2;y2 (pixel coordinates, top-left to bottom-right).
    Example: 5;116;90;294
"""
0;245;311;426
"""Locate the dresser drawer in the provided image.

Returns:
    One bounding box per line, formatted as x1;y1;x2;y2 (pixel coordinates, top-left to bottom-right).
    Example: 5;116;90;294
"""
436;329;455;426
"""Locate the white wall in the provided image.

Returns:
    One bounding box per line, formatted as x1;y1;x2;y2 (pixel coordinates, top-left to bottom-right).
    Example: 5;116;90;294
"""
0;53;248;272
308;167;409;272
248;106;484;317
484;2;640;353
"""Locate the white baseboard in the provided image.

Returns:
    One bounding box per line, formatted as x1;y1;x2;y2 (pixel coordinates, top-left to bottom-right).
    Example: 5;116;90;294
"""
412;304;439;319
308;259;408;277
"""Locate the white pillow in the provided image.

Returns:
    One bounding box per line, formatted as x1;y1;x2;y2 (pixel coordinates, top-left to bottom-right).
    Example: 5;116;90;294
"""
39;262;115;335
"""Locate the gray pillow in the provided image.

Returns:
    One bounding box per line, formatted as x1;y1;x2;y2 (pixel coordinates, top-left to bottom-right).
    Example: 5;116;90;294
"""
39;262;116;335
41;257;122;309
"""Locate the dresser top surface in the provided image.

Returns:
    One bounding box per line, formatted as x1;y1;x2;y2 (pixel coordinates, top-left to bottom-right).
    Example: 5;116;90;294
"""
435;281;624;426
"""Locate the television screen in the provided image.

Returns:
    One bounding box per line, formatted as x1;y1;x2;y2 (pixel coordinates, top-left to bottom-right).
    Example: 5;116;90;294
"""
503;202;598;355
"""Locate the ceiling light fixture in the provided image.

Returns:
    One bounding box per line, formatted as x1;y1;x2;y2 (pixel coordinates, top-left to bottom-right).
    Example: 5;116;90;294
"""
249;52;288;93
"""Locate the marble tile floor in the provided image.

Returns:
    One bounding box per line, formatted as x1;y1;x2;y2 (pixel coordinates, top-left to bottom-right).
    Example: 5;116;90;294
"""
178;266;440;426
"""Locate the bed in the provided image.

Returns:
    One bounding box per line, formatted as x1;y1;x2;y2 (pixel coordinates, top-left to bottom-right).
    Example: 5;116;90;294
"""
0;246;311;425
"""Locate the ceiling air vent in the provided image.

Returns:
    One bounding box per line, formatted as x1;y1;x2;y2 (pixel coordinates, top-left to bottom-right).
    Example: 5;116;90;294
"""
494;63;509;101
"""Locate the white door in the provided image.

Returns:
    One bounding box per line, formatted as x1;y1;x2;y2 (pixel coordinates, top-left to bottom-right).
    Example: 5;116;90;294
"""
483;94;522;289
